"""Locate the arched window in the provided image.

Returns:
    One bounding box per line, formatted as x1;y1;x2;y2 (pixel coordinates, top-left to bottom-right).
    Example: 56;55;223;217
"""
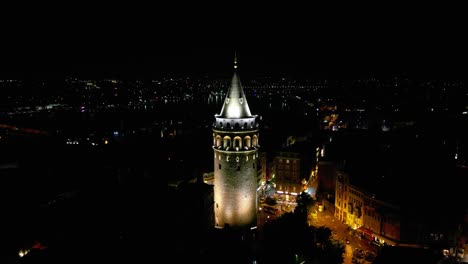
244;136;251;148
226;123;230;129
223;136;231;149
216;135;222;147
252;135;258;147
243;123;247;129
233;136;242;150
234;123;239;130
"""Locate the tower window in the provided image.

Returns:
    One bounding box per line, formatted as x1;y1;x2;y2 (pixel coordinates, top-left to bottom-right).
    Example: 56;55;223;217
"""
233;137;242;149
244;136;251;148
237;165;240;171
219;164;221;170
253;163;255;169
223;136;231;149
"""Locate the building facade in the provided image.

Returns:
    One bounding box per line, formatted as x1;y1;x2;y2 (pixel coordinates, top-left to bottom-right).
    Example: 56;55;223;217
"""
362;196;400;245
334;171;349;224
213;56;260;230
273;152;302;200
335;171;401;246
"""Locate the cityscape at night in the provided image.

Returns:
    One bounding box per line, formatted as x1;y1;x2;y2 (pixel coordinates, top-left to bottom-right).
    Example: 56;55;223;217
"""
1;36;468;264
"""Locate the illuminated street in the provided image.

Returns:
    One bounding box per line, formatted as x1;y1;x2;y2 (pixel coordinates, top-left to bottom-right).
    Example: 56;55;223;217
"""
310;204;375;263
344;244;353;264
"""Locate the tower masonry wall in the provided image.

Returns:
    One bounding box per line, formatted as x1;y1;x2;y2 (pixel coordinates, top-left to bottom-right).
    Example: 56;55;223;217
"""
214;150;258;229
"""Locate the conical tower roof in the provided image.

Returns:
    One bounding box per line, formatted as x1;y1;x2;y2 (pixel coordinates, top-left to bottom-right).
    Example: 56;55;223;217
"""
218;53;252;118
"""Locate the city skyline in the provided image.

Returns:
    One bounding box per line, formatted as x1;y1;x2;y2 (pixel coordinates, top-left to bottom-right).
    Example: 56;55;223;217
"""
1;48;467;263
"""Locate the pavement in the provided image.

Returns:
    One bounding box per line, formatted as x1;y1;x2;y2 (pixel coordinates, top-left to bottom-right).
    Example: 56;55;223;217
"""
310;205;375;264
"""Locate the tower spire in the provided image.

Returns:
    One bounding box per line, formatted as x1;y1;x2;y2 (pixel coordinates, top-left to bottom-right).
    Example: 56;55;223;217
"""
234;50;238;69
218;51;252;119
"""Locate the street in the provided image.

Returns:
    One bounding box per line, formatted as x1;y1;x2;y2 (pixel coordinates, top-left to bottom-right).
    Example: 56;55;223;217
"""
256;199;376;263
310;205;375;264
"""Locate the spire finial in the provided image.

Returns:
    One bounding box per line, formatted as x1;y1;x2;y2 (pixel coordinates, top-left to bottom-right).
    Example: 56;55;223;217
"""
234;50;238;69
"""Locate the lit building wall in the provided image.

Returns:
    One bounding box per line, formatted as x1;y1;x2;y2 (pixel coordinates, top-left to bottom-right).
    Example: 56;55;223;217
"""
212;57;260;230
363;195;400;244
335;172;349;222
335;170;400;244
273;152;301;196
346;186;364;229
213;148;258;228
380;209;400;243
363;204;382;235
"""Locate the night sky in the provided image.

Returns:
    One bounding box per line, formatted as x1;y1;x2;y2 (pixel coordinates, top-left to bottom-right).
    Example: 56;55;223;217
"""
1;46;465;80
1;12;466;80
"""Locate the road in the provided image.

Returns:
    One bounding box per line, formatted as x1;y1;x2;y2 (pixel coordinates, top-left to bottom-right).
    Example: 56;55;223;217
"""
310;205;375;264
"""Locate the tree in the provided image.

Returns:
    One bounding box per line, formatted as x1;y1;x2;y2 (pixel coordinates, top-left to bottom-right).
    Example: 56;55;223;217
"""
295;191;314;218
265;197;277;206
316;226;332;245
262;204;344;264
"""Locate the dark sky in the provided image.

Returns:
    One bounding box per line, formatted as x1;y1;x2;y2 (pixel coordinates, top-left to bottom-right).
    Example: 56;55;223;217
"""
1;45;465;80
1;12;466;80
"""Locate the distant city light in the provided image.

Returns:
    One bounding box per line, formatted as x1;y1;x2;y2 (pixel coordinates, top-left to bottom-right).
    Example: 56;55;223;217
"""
18;249;30;258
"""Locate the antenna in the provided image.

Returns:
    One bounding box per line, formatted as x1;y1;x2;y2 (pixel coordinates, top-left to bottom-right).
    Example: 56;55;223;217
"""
234;50;238;69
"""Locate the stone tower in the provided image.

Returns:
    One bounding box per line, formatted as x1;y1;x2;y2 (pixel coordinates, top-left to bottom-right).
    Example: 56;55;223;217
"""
213;54;260;230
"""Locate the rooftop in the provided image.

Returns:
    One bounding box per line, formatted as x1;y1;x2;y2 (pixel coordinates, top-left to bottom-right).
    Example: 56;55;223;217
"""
217;55;253;119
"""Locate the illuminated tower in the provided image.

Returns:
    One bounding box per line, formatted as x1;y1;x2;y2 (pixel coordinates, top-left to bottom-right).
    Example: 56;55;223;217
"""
213;53;260;230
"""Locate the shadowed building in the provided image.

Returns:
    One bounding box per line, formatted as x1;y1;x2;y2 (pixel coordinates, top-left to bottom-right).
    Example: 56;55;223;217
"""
272;152;302;199
212;54;260;230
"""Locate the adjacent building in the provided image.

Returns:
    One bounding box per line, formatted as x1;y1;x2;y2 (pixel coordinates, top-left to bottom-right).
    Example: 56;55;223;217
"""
335;171;401;246
273;151;302;198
